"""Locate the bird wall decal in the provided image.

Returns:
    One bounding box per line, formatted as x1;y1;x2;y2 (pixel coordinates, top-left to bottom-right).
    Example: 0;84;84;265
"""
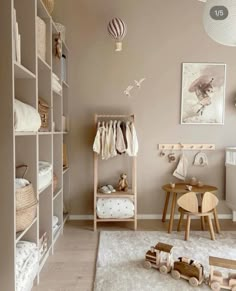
124;85;134;97
134;78;146;88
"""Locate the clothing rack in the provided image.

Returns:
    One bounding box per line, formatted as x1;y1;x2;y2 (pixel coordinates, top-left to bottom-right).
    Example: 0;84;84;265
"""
93;114;137;231
158;143;215;151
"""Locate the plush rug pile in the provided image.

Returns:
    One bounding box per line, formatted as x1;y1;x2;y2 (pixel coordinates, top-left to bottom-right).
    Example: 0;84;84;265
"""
94;231;236;291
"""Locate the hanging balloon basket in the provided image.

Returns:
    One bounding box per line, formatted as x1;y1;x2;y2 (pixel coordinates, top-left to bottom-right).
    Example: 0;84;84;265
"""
115;41;122;52
108;17;127;52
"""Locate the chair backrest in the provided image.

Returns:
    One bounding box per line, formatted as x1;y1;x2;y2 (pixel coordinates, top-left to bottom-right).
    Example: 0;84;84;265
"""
201;192;218;213
177;192;198;213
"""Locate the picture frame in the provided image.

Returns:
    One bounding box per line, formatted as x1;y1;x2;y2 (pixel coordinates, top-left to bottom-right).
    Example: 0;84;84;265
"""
180;63;226;125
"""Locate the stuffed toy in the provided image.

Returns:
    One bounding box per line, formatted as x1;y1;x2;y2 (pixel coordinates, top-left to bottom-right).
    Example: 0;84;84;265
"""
55;32;62;59
117;173;128;192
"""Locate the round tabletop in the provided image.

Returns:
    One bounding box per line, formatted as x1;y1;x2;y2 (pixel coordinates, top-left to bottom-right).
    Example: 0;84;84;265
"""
162;183;217;193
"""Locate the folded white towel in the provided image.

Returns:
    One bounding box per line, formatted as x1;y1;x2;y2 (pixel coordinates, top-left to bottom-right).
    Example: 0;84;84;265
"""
15;178;30;189
14;99;41;132
52;72;60;81
38;161;52;176
173;153;188;181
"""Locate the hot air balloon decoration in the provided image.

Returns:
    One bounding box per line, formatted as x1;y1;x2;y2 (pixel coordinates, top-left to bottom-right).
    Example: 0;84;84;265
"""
107;17;127;52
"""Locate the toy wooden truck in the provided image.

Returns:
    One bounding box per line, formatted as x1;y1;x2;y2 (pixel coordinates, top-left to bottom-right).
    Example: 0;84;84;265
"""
171;257;204;287
209;256;236;291
144;242;173;274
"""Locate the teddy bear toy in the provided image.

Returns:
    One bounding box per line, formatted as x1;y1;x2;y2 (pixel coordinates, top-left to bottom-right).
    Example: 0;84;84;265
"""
117;173;128;192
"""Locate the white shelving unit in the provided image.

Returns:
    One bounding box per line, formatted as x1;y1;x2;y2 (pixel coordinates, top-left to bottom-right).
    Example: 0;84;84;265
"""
93;114;137;231
0;0;69;290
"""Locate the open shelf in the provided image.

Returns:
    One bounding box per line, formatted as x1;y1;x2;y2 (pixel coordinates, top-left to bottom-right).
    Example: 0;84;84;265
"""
38;55;51;71
38;131;52;135
63;213;69;225
96;189;134;198
53;189;62;200
53;90;62;97
37;0;50;19
16;217;37;243
39;246;51;273
63;167;69;174
53;225;62;245
38;182;52;195
62;81;69;88
14;62;36;79
15;131;37;136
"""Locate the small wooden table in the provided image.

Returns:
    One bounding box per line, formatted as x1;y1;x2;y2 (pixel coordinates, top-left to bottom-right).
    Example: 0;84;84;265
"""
162;183;220;233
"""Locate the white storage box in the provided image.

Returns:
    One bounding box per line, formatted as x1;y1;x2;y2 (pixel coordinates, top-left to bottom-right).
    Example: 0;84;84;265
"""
37;16;46;61
96;198;134;219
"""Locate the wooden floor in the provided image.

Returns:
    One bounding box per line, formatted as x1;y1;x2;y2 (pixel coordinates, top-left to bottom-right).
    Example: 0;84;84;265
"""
32;219;236;291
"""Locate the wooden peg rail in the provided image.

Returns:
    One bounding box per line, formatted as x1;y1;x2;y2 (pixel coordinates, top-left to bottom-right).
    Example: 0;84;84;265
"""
158;143;215;151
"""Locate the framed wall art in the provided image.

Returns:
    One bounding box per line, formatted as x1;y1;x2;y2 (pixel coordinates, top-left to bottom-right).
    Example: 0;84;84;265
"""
181;63;226;125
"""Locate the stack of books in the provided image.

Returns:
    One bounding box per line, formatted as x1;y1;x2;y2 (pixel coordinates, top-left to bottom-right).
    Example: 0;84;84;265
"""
13;8;21;63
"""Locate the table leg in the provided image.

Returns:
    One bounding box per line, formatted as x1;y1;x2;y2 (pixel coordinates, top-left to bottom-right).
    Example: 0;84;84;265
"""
185;215;191;241
162;192;170;222
168;192;177;233
207;215;215;241
213;208;220;234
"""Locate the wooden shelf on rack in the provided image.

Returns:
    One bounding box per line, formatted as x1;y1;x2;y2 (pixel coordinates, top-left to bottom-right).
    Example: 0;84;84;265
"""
96;218;135;222
14;62;36;79
16;218;37;243
96;189;135;198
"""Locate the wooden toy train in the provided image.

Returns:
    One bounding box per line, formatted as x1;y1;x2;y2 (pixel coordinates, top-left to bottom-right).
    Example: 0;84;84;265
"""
144;242;236;290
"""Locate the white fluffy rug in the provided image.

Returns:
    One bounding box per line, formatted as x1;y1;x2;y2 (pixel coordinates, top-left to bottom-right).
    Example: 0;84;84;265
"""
94;231;236;291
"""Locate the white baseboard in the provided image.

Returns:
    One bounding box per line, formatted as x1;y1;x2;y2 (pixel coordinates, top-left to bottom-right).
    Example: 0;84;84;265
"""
69;214;233;220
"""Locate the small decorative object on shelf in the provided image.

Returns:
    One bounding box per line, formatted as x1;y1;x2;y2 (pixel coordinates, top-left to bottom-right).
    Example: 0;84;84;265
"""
117;173;128;192
42;0;54;15
38;97;50;131
169;182;175;189
55;32;62;59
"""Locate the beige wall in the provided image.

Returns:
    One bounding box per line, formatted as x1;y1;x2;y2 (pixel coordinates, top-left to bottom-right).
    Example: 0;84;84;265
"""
53;0;236;216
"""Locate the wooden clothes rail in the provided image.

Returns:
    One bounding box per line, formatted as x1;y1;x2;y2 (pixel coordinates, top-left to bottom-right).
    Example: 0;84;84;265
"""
93;114;137;231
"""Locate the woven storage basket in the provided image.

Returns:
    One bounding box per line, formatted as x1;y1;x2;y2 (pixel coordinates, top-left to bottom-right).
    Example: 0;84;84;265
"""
38;98;50;131
42;0;54;15
16;165;38;232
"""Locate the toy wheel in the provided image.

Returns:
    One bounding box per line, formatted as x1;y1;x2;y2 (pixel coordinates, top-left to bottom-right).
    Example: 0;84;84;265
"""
171;270;180;280
189;277;199;287
210;280;221;291
232;285;236;291
143;261;152;269
159;265;168;275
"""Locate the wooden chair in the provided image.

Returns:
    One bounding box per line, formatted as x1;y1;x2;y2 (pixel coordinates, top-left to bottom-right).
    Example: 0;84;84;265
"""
177;191;219;241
